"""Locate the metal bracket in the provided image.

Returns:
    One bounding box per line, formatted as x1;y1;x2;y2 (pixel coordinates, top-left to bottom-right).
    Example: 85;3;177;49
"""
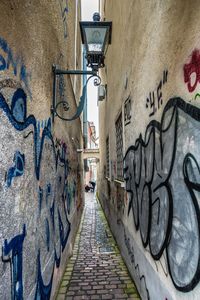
51;65;100;122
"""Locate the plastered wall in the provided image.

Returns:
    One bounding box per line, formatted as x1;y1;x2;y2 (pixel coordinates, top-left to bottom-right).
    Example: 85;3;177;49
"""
98;1;200;299
0;0;84;299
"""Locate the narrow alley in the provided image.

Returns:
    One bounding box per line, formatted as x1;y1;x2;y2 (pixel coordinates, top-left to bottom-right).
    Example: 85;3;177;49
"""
56;193;140;300
1;1;200;299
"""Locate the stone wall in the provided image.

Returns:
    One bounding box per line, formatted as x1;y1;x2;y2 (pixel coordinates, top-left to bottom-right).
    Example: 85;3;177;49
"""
0;0;84;299
98;1;200;299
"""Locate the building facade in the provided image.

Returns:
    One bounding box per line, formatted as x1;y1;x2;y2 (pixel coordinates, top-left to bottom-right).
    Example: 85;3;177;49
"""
98;1;200;299
0;0;84;299
84;121;98;186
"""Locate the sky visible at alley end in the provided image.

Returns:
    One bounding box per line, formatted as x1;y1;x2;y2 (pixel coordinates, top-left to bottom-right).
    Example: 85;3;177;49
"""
81;0;99;138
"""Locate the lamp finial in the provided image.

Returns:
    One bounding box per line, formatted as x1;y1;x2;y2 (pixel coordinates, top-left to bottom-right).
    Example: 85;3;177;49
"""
93;12;100;22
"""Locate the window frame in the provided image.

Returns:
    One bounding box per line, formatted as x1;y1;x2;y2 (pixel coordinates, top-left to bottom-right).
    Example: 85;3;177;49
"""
115;111;124;181
106;136;110;178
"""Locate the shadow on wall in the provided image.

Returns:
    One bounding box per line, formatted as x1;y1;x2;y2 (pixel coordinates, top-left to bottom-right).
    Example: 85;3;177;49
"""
0;36;78;299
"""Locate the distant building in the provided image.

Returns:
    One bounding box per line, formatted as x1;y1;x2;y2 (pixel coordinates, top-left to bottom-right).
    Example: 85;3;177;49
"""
85;121;99;185
87;121;98;149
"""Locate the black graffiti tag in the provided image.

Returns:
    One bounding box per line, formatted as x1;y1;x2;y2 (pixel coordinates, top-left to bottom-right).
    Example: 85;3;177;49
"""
124;97;200;292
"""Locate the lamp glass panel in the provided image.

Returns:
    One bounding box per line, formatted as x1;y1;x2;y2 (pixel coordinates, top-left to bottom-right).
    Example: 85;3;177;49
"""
84;27;108;53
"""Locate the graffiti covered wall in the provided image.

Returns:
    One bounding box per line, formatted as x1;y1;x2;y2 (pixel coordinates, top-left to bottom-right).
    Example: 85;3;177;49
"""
98;0;200;299
0;1;83;299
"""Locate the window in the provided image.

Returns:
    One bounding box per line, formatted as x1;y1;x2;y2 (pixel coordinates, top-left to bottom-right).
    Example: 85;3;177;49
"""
124;95;131;126
106;137;110;178
115;113;123;180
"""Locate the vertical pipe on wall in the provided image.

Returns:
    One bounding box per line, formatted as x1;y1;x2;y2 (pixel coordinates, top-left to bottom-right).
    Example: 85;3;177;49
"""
75;0;78;70
83;47;88;149
73;0;79;93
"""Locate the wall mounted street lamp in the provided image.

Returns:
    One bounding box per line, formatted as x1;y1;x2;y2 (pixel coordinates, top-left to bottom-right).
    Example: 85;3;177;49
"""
51;12;112;122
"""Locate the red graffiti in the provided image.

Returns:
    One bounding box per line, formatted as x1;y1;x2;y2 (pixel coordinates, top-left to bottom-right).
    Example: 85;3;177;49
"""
184;49;200;92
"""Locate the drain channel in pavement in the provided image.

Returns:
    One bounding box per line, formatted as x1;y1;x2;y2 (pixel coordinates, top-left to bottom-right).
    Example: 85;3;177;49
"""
95;200;115;254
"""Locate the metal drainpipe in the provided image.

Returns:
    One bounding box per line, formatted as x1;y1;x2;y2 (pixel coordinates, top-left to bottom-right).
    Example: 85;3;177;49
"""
82;47;88;149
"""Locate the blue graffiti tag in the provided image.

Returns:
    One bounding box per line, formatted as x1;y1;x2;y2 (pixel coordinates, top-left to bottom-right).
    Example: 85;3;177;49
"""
0;36;78;299
58;0;68;38
45;219;50;252
2;225;26;300
34;251;54;300
7;151;25;187
46;183;51;204
11;88;27;122
38;186;43;213
0;83;73;298
0;37;31;97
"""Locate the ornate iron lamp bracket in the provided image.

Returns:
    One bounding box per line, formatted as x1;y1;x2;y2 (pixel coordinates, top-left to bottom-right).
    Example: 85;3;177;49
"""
51;65;101;122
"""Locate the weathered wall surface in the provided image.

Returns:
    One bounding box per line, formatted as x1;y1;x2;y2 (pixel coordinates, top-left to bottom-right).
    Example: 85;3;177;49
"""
98;1;200;299
0;0;84;299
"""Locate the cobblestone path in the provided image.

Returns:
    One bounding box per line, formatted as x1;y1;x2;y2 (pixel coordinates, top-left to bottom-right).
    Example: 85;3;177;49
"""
56;193;140;300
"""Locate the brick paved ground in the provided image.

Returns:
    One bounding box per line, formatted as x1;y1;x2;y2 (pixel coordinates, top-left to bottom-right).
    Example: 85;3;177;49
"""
56;193;140;300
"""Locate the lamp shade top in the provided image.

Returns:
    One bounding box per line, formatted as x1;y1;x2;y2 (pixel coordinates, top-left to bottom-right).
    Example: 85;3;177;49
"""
80;21;112;54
